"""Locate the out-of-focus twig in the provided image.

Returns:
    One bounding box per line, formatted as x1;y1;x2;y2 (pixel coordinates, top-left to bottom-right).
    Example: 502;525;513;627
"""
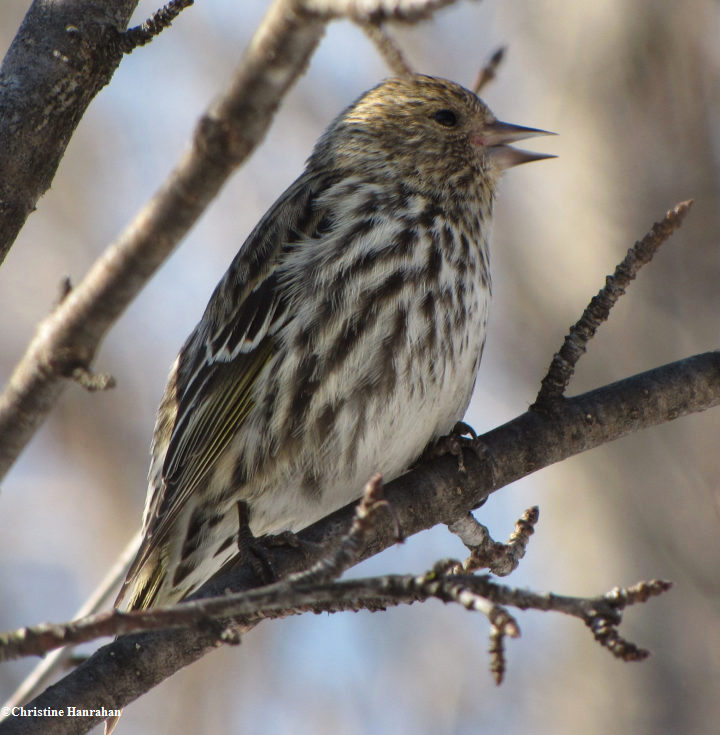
358;21;414;76
304;0;459;22
473;45;506;94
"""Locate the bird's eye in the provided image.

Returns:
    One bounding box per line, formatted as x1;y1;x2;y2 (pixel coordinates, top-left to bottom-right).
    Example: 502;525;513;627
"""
432;109;458;127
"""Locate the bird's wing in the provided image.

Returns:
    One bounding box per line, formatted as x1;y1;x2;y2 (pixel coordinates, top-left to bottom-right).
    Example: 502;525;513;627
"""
119;171;333;604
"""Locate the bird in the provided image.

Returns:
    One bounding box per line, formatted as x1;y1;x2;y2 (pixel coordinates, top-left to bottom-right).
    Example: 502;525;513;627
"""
115;74;554;613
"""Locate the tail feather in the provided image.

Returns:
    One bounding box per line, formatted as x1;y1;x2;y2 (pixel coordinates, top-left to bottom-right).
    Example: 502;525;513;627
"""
114;546;167;611
105;545;166;732
105;713;121;734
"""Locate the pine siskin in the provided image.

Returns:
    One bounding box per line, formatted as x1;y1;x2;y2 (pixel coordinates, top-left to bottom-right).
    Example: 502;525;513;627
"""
116;74;553;611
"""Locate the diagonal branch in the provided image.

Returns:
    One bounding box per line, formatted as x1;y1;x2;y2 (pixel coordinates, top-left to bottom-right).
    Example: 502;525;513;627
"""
1;350;717;735
358;21;414;76
0;0;326;480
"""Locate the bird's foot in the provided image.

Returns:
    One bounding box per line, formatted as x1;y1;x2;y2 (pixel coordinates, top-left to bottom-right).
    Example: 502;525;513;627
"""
236;501;276;584
262;530;325;559
420;421;480;474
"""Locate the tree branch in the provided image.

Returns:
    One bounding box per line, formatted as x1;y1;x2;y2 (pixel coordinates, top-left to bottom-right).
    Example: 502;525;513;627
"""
448;505;539;576
1;350;716;734
0;0;140;264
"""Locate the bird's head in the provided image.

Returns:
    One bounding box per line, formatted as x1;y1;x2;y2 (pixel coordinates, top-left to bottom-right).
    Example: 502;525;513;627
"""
311;74;555;192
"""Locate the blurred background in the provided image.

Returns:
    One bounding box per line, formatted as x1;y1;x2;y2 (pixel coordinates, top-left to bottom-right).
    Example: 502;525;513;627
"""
1;0;719;733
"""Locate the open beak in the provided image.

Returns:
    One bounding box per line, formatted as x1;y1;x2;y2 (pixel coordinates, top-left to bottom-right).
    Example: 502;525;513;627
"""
478;121;556;170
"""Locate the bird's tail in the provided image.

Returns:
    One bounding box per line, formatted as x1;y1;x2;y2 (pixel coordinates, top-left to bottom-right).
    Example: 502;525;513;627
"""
105;713;121;734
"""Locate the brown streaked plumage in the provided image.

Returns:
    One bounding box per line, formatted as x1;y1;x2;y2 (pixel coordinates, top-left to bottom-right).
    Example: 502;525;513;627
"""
116;74;554;612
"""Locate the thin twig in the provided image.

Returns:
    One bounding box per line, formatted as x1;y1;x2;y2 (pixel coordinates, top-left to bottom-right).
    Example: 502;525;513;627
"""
587;581;673;661
287;473;392;585
534;200;694;407
425;560;520;683
0;491;663;667
56;277;73;305
303;0;460;22
358;21;414;76
488;623;507;684
0;569;671;665
473;46;506;94
70;366;116;392
448;506;539;576
114;0;195;54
